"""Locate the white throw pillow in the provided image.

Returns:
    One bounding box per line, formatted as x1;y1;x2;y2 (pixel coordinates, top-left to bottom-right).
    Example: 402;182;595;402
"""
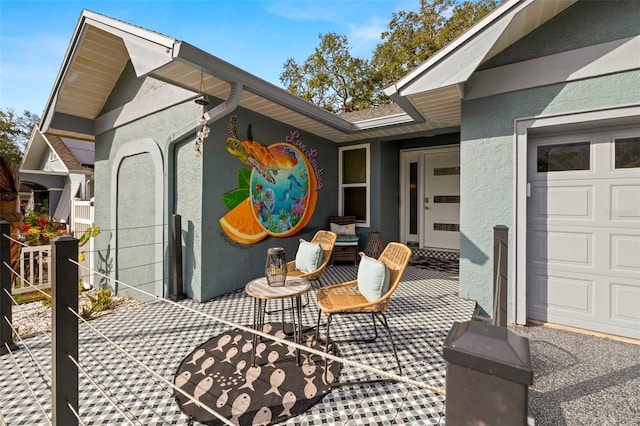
330;222;356;235
295;239;322;272
357;252;390;302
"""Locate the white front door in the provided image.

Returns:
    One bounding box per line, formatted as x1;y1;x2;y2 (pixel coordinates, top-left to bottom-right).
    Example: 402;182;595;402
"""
401;148;461;250
527;127;640;339
423;150;460;250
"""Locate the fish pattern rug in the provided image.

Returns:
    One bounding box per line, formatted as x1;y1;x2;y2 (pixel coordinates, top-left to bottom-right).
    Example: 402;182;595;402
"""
173;322;341;425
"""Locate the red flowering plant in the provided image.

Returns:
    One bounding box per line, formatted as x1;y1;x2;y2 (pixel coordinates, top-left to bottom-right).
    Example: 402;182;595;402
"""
21;211;67;246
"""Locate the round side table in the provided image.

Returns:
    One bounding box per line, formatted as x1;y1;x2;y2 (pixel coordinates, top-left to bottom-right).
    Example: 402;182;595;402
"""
245;276;310;366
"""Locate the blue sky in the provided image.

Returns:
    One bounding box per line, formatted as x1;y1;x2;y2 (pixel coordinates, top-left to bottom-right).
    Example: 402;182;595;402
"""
0;0;418;118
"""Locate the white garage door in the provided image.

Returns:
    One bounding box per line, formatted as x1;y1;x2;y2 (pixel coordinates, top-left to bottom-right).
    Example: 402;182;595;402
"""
527;127;640;339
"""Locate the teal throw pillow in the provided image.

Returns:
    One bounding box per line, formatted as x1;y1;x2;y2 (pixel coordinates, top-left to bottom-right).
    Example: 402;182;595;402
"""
295;239;322;272
357;252;390;302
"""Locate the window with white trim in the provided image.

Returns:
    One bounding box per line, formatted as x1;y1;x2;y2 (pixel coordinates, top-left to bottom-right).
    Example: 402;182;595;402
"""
338;144;369;226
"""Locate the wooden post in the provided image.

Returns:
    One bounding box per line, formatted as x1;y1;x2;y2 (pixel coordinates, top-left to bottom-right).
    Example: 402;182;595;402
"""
170;214;185;301
0;157;22;299
492;225;508;328
0;221;18;355
51;235;78;425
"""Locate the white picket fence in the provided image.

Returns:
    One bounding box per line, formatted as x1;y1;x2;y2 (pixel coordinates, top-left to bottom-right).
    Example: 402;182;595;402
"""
13;197;95;295
13;245;51;295
70;197;95;289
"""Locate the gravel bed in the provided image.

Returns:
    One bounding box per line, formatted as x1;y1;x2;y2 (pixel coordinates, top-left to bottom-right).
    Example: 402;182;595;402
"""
510;324;640;426
10;291;145;339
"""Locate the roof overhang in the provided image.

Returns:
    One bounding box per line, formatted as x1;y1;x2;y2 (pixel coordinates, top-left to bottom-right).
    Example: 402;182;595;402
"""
384;0;577;126
41;10;449;143
41;2;579;144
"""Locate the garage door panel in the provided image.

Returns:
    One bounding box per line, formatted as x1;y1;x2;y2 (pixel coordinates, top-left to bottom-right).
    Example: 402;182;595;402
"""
611;282;640;323
611;234;640;273
546;275;592;313
532;185;592;219
529;227;594;268
611;185;640;222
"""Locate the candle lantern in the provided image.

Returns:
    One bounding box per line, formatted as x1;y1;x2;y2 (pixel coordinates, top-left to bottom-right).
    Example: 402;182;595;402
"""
265;247;287;286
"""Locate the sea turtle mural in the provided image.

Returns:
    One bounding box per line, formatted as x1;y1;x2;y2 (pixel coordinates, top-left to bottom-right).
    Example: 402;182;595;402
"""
219;116;318;244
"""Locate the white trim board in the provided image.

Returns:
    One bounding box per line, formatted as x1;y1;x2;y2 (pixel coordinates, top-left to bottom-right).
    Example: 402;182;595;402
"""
467;36;640;100
94;84;196;135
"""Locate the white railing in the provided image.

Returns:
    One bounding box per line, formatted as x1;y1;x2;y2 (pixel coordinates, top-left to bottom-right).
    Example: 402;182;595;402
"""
70;197;95;288
14;245;51;295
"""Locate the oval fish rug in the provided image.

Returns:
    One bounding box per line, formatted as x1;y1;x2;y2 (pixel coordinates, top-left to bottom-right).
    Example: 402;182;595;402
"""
173;322;341;425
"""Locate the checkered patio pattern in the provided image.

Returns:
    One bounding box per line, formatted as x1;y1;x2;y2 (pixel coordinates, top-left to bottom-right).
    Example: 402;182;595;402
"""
0;264;474;425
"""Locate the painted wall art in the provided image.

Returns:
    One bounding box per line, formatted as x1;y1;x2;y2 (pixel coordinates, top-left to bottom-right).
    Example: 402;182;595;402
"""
219;116;320;245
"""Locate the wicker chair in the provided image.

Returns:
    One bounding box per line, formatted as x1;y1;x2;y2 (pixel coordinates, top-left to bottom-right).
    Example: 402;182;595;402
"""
286;230;337;280
315;242;413;376
265;230;336;316
329;215;359;264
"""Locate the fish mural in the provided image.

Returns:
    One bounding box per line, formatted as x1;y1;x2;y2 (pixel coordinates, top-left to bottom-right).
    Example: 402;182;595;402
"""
219;116;319;245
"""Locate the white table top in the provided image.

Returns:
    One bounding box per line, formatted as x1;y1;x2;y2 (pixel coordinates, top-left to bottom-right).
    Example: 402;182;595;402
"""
245;276;311;300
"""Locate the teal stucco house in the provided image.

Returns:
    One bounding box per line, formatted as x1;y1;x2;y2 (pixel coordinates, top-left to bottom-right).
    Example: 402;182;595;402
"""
38;0;639;340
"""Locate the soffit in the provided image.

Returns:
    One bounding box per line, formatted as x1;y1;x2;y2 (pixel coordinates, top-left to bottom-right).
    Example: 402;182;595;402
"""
56;26;130;120
153;60;437;143
406;86;462;125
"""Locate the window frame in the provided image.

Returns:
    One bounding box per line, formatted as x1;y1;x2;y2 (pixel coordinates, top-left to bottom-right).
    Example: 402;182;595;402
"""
338;143;370;227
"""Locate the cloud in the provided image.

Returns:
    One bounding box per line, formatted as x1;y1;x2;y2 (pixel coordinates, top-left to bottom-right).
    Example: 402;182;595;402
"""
348;18;386;44
264;1;342;22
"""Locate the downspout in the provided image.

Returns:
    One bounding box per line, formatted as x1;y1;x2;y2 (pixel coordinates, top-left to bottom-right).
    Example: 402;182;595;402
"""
164;81;243;297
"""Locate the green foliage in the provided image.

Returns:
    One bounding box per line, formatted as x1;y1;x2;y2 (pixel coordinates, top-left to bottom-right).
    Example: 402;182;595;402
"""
78;224;100;248
372;0;452;88
222;187;250;210
87;286;114;312
0;108;40;164
21;212;67;246
280;33;382;113
238;168;251;189
281;0;499;112
80;306;96;321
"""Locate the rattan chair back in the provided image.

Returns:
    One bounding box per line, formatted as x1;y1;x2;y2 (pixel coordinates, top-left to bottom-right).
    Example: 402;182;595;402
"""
375;242;413;311
287;230;337;280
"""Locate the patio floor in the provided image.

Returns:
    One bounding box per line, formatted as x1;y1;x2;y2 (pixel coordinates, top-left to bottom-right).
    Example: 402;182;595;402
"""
0;264;474;425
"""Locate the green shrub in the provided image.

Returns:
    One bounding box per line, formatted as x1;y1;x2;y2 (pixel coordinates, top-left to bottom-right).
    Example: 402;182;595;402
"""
87;286;114;312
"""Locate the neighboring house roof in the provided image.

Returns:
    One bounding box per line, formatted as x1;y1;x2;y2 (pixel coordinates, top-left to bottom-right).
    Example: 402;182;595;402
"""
340;103;406;123
41;1;606;144
46;135;94;172
21;127;94;174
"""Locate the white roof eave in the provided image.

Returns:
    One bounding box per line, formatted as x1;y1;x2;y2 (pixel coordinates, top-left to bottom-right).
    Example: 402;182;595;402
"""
385;0;532;99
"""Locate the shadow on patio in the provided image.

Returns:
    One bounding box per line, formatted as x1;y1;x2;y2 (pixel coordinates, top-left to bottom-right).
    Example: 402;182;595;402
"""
0;264;474;424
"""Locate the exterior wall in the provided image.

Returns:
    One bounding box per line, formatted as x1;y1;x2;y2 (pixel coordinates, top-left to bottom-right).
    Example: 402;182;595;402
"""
199;106;338;301
460;0;640;319
20;172;66;216
340;132;459;249
94;62;338;302
94;63;199;298
480;1;640;69
38;146;66;172
174;137;203;299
